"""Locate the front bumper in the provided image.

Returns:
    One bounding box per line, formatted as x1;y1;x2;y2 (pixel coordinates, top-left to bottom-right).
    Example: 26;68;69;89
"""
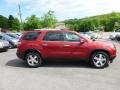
0;46;9;52
110;56;116;63
12;43;18;48
108;45;116;63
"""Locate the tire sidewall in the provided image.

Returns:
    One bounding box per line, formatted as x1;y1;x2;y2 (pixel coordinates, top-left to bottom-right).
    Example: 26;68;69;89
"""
90;51;109;68
25;52;42;68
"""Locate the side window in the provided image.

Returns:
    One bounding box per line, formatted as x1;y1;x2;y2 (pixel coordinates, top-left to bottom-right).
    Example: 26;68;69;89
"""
43;32;63;41
23;32;40;40
0;36;2;39
64;32;80;42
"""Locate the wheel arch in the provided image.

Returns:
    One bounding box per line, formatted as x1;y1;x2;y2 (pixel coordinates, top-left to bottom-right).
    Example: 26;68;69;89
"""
89;49;110;60
24;49;42;60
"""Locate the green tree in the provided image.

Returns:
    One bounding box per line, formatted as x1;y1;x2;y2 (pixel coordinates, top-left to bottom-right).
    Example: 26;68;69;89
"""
8;15;14;29
12;18;20;31
24;15;41;30
78;21;89;32
64;12;120;32
66;24;75;30
0;15;8;29
42;10;57;28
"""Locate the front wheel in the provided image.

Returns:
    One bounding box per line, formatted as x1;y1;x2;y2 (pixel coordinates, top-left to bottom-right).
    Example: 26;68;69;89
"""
90;51;109;68
25;52;42;68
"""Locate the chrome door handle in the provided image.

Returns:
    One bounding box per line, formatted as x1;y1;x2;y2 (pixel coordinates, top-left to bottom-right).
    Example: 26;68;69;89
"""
42;44;48;46
64;45;70;47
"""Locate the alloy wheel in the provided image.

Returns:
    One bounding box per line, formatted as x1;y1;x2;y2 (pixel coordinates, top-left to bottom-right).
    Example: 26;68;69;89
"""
93;53;107;68
26;53;42;67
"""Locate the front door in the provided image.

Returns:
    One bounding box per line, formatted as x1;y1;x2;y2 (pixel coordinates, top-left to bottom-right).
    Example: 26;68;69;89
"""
62;32;88;59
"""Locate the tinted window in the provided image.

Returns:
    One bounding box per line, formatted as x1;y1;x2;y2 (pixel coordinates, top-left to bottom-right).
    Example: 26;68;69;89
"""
0;36;2;39
43;32;63;41
64;32;80;42
23;32;40;40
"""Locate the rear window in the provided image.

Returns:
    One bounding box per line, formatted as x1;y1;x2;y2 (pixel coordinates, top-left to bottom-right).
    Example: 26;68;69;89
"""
23;32;40;40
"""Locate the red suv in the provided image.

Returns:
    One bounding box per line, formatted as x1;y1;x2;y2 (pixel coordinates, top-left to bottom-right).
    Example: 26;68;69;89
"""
17;30;116;68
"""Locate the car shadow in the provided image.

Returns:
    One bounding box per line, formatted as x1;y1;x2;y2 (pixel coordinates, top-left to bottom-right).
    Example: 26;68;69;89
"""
44;60;91;68
6;59;28;68
6;58;92;69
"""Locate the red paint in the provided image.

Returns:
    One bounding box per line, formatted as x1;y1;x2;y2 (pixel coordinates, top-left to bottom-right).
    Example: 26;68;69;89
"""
17;30;116;61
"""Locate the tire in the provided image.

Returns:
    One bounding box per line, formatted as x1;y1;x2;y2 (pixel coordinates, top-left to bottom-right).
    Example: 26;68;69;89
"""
9;42;14;49
25;52;42;68
115;34;120;41
9;44;13;48
90;51;109;68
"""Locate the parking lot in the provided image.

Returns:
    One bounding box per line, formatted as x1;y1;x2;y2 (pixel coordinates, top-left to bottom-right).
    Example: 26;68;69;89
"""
0;40;120;90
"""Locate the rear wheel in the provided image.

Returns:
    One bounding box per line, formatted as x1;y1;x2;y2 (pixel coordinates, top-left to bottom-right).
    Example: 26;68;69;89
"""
90;51;109;68
25;52;42;68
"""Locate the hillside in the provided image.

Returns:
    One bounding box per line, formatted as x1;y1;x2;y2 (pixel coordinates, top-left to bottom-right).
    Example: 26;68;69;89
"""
64;12;120;32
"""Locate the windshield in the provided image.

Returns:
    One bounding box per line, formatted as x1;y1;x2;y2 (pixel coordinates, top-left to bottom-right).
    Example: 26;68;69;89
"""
2;34;15;40
7;34;19;39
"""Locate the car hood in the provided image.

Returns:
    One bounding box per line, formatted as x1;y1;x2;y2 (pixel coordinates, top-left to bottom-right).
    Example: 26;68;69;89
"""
0;40;9;43
90;40;114;48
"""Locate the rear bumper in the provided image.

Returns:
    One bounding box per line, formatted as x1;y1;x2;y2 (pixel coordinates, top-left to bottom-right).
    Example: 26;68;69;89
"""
16;52;24;60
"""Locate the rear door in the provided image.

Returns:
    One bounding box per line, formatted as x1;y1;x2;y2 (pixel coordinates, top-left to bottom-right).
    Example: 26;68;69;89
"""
41;31;65;59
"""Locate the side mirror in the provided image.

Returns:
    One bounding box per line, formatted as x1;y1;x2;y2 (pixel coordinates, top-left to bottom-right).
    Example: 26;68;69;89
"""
80;39;85;44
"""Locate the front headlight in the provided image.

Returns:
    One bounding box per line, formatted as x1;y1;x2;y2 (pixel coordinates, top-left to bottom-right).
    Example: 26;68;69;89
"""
3;42;9;47
0;43;3;48
106;44;116;49
113;44;116;49
12;40;18;45
110;44;116;49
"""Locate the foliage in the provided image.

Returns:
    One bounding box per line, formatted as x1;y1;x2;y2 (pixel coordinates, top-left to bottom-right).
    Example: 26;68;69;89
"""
42;10;57;28
24;15;42;30
0;10;58;31
8;15;14;29
0;15;20;31
24;10;58;30
1;12;120;32
0;15;8;29
12;18;20;31
64;12;120;32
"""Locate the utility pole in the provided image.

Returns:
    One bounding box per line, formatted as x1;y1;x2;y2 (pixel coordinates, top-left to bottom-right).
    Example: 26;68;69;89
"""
18;3;23;31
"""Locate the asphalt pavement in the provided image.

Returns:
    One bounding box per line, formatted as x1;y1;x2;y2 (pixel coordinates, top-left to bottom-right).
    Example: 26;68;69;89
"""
0;40;120;90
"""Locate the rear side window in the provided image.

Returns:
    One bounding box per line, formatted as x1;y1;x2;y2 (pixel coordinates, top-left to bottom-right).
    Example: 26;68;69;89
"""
23;32;40;40
43;32;63;41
